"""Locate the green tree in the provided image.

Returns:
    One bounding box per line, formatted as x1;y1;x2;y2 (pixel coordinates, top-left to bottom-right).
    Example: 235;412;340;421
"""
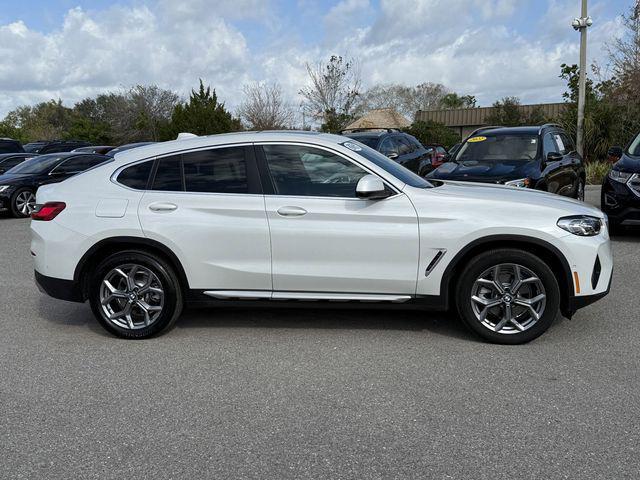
404;120;460;149
163;80;241;139
485;96;548;126
439;93;477;109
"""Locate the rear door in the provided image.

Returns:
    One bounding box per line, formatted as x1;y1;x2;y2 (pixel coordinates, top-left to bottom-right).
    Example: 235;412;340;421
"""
137;145;272;291
257;143;419;296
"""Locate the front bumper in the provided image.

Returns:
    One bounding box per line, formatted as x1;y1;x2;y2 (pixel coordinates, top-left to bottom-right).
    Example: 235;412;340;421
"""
601;176;640;225
0;193;11;211
35;271;84;303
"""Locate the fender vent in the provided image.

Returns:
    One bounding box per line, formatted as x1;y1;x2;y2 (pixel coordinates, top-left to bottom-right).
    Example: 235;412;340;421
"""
425;249;446;277
591;256;602;289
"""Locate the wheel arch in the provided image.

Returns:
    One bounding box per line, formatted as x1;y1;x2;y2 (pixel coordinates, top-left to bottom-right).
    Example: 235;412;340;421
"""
441;235;575;317
74;236;189;301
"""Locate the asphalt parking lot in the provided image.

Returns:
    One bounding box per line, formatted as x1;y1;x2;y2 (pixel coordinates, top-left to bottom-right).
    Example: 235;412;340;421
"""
1;187;639;479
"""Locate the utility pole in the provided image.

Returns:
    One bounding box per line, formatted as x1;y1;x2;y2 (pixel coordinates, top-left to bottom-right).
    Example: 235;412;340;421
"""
572;0;592;158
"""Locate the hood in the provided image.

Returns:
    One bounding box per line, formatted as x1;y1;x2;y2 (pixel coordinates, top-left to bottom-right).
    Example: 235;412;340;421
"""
428;160;538;183
613;153;640;173
413;180;603;218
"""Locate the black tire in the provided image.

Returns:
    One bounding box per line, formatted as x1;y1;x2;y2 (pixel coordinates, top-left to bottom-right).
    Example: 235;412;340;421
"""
89;250;183;339
455;249;561;345
10;187;36;218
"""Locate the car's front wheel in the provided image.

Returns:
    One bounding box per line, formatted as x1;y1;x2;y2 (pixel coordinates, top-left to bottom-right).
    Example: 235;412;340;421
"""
455;249;560;344
89;251;183;339
10;188;36;218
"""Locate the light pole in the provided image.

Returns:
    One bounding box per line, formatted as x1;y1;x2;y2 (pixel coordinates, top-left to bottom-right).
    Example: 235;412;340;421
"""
572;1;593;158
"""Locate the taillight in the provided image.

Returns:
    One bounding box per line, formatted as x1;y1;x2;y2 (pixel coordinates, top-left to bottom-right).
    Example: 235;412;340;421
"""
31;202;66;221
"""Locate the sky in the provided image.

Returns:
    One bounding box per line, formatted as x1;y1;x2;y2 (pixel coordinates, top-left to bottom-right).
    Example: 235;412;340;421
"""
0;0;634;118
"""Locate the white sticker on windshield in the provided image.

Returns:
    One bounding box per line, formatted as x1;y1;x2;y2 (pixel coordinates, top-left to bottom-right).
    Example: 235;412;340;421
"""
343;142;362;151
554;134;565;152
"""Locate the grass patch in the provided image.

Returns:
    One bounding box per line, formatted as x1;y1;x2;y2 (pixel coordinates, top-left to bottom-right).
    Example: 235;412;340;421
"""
585;161;611;185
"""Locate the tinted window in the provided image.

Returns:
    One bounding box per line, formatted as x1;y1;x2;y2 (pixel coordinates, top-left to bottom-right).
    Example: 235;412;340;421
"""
379;138;397;155
118;160;153;189
343;141;432;188
183;147;247;194
152;156;183;191
0;141;22;154
436;146;447;155
53;155;105;174
6;154;64;174
559;133;575;153
263;145;368;197
552;133;570;155
345;136;379;149
395;137;413;155
456;135;539;162
543;133;557;156
0;157;25;169
629;132;640;157
409;137;424;150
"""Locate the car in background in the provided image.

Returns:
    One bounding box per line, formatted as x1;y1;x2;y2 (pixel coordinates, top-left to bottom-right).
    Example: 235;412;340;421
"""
0;138;24;154
428;125;586;200
342;130;438;177
106;142;155;157
72;145;115;155
23;140;93;154
0;153;39;175
0;153;110;218
601;131;640;230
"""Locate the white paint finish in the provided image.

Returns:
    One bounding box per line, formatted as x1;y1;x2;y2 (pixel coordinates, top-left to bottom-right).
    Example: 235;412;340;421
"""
95;198;129;218
138;191;272;290
264;193;420;294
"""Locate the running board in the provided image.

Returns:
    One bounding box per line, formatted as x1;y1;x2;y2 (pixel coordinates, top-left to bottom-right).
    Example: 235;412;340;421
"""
203;290;412;303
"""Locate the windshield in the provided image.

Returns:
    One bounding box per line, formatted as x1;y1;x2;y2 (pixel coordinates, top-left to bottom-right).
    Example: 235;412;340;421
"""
5;154;64;174
342;141;432;188
455;135;539;162
628;132;640;157
345;136;379;149
23;143;45;153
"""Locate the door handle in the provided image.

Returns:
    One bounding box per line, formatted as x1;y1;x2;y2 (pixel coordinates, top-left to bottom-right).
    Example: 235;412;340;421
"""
277;206;307;217
149;202;178;212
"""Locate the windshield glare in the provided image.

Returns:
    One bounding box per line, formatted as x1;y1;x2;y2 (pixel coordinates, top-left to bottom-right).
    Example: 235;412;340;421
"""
5;154;64;174
629;133;640;157
456;135;539;162
343;141;432;188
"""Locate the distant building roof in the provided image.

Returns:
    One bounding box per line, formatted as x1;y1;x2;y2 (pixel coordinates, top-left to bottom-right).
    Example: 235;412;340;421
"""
416;103;567;127
344;108;411;131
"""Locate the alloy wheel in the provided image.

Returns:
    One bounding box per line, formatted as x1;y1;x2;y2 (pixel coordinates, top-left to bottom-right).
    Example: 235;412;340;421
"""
15;191;36;216
99;264;165;330
470;263;546;335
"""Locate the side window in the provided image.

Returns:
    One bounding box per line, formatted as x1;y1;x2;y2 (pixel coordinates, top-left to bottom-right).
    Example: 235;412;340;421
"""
118;160;154;190
53;155;105;174
183;147;248;194
543;134;558;156
263;145;368;198
152;155;183;191
553;133;568;155
379;138;397;156
395;137;413;155
436;146;447;155
560;133;575;153
0;158;24;169
409;136;423;150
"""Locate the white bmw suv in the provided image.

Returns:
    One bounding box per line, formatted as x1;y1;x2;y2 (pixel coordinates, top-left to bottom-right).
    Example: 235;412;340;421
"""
31;131;612;343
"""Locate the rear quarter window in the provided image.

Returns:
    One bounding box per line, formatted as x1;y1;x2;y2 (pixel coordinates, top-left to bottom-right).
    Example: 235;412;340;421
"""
117;160;154;190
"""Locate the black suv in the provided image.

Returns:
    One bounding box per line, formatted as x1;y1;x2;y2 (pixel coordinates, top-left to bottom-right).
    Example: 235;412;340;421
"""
427;125;586;200
342;130;438;176
23;140;92;154
0;138;24;154
601;131;640;229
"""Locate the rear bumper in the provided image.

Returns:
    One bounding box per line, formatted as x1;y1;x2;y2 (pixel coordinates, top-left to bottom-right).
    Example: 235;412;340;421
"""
35;270;84;303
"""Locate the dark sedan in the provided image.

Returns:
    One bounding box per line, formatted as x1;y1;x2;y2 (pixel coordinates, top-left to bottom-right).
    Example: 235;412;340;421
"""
601;132;640;230
0;153;110;218
72;145;115;155
0;153;39;175
106;142;155;157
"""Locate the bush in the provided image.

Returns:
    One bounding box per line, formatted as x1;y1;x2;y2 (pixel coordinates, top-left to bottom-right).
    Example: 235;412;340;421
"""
404;120;459;149
585;161;611;185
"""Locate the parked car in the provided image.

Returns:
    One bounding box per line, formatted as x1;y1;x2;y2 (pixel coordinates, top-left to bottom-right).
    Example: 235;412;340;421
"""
106;142;155;157
601;131;640;230
0;138;24;154
72;145;115;155
0;153;109;217
428;125;586;200
342;130;437;176
0;153;39;175
31;131;611;344
23;140;92;154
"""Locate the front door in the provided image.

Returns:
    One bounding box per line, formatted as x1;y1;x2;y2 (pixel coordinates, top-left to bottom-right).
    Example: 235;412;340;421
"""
137;145;272;291
257;143;420;295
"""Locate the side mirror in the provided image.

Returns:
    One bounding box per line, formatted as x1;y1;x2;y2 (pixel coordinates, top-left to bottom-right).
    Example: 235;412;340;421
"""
356;174;391;200
386;152;399;160
607;146;624;161
547;152;563;162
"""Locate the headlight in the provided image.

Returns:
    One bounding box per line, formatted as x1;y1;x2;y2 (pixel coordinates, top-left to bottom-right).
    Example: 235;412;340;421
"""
505;178;530;188
0;185;11;193
557;215;603;236
609;169;633;183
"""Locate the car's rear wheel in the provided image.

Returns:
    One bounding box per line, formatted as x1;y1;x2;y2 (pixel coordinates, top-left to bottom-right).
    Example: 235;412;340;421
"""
10;188;36;218
455;249;560;344
89;251;183;339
